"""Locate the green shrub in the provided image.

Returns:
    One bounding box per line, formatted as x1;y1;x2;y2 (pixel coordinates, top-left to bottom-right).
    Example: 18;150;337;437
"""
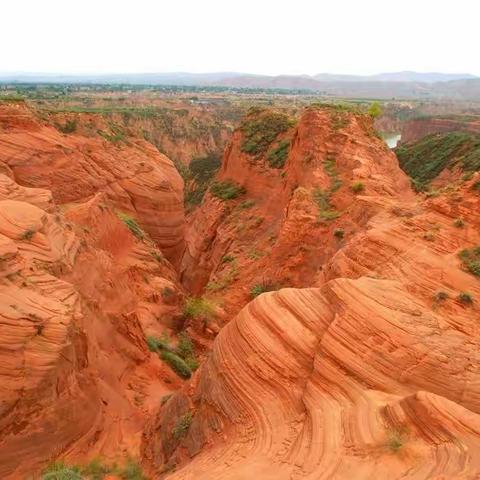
239;199;255;209
250;281;277;298
161;350;192;379
368;101;383;119
210;180;245;200
473;181;480;191
118;459;146;480
183;297;215;319
146;332;171;352
458;292;473;305
453;218;465;228
41;462;82;480
458;247;480;276
267;139;290;168
57;119;77;134
333;228;344;239
117;212;145;239
20;228;36;240
221;254;235;263
351;182;365;193
81;458;112;480
172;411;193;440
241;111;295;156
434;291;449;302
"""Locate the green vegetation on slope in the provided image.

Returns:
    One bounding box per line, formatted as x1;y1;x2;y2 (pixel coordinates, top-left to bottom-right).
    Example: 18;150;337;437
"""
240;109;295;156
396;132;480;191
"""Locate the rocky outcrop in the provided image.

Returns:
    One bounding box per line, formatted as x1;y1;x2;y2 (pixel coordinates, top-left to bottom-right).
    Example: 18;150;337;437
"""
180;106;412;316
145;108;480;479
400;116;480;144
0;104;188;478
0;103;185;265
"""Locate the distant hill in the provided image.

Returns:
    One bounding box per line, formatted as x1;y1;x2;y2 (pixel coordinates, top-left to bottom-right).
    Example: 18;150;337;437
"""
1;71;479;99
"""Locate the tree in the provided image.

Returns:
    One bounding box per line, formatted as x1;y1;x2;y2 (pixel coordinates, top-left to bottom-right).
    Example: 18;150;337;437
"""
368;101;383;119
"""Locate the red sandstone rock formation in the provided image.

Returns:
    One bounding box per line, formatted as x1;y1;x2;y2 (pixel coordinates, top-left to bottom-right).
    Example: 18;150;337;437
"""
0;103;185;265
145;108;480;479
401;116;480;144
181;107;412;317
0;104;187;478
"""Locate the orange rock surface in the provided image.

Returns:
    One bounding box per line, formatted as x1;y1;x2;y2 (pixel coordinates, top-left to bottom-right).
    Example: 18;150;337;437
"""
145;108;480;479
0;103;185;265
0;103;187;478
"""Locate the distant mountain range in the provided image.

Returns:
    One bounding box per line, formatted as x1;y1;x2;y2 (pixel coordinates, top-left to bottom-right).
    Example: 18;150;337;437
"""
1;71;479;99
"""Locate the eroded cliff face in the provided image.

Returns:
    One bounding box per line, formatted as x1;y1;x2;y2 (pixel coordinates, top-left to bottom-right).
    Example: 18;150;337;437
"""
145;108;480;479
180;106;412;317
0;104;187;478
400;116;480;144
0;103;185;265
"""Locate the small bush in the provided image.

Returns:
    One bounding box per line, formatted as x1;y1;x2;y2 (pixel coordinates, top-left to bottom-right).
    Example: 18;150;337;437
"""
239;199;255;209
172;411;193;440
458;247;480;277
267;139;290;168
161;286;175;299
434;291;449;302
221;254;235;263
41;462;82;480
146;332;171;352
210;180;245;200
117;212;144;239
118;459;146;480
368;101;383;119
387;434;403;453
250;281;277;298
183;297;215;319
458;292;473;305
453;218;465;228
351;182;365;193
333;228;344;239
81;458;112;480
161;350;192;379
21;228;36;240
57;119;77;134
473;181;480;191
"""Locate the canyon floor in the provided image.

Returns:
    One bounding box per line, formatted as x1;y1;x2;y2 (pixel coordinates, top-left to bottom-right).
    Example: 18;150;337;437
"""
1;92;480;479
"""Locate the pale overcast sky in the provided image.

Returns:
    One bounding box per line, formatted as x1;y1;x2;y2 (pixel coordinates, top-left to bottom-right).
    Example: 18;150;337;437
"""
2;0;478;76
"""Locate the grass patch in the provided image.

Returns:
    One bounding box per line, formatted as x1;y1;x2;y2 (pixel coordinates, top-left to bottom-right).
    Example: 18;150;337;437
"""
458;247;480;277
267;139;290;168
250;281;278;298
240;110;295;156
117;212;145;239
172;411;193;440
210;180;245;200
453;218;465;228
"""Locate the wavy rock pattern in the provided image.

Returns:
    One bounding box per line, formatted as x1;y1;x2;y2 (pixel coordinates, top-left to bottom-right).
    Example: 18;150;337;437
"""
0;108;186;478
0;103;185;264
146;109;480;479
